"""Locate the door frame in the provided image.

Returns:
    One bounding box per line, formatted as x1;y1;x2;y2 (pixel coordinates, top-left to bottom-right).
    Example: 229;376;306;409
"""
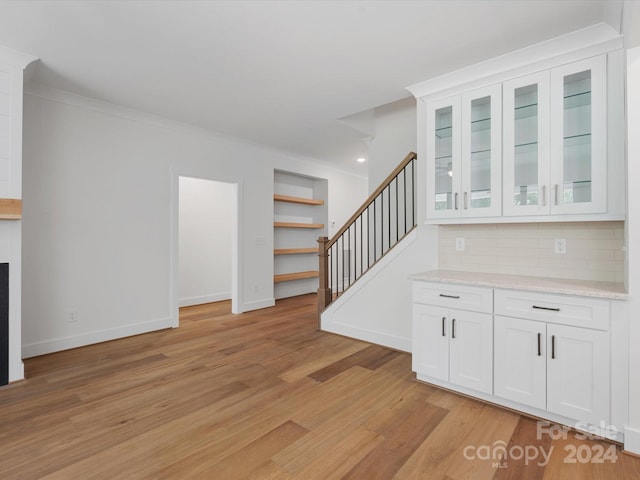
170;167;244;326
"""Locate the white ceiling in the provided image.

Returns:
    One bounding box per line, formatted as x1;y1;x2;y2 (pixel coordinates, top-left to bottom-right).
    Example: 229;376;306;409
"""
0;1;615;174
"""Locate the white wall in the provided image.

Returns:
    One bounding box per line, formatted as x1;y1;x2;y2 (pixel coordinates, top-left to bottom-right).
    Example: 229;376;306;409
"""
368;97;417;192
21;86;367;358
625;44;640;455
179;177;233;307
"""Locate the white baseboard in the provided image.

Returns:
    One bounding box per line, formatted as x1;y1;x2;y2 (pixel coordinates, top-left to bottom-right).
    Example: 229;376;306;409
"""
179;292;231;307
625;425;640;455
323;320;411;352
242;297;275;312
22;316;175;358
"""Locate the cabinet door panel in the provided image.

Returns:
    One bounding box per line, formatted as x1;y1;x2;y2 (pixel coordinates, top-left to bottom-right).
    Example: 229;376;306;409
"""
449;310;493;394
546;324;609;426
503;71;551;216
426;96;461;219
461;84;502;217
550;55;607;214
412;304;449;381
494;316;546;409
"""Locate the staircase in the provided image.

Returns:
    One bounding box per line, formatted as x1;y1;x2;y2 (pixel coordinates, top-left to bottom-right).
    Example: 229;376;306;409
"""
317;152;417;318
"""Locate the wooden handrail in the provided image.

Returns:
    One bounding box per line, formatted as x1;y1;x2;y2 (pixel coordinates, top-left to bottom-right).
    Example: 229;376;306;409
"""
326;151;416;250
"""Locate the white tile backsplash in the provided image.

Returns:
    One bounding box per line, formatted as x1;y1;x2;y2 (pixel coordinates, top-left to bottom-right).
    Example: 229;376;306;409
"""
439;222;625;283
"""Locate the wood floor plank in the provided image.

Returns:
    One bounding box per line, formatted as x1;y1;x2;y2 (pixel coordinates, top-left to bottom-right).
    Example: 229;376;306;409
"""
0;294;636;479
342;391;449;479
156;420;309;479
308;344;402;382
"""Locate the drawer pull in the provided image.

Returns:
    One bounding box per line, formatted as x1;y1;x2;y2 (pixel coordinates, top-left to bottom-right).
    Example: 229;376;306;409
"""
532;305;560;312
551;335;556;359
452;318;456;339
442;317;446;336
537;332;541;356
440;294;460;299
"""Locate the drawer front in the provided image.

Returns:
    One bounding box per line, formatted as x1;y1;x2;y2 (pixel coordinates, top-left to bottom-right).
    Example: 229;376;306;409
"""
494;289;610;331
412;282;493;313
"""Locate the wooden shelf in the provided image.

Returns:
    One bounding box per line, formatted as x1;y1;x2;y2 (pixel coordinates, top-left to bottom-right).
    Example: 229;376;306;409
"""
274;194;324;206
274;247;318;255
274;271;319;283
274;222;324;229
0;199;22;220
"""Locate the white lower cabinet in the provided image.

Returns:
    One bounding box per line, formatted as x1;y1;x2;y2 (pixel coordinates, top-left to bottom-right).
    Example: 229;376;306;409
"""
413;281;615;436
545;323;609;426
494;316;610;426
494;316;546;410
412;284;493;395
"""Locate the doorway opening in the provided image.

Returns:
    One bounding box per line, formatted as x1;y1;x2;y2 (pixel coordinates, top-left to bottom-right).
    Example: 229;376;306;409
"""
171;173;242;327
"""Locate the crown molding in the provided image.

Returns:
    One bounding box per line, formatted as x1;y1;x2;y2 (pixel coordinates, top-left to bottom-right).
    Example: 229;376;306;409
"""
407;23;623;101
0;45;38;70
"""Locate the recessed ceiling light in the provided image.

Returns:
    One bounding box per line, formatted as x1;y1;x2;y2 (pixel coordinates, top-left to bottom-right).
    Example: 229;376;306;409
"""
356;157;367;163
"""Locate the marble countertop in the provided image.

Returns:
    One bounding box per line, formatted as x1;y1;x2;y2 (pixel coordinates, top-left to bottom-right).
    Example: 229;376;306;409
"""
409;270;628;300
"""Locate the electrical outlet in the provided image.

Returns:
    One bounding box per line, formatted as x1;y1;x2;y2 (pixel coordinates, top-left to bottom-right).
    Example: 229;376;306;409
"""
554;238;567;254
67;309;78;323
455;237;465;252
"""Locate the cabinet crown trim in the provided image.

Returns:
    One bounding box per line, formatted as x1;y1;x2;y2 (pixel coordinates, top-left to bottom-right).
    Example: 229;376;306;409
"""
407;24;621;100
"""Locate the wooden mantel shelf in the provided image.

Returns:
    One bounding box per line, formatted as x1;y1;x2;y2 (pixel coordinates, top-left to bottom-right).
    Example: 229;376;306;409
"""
0;199;22;220
274;194;324;206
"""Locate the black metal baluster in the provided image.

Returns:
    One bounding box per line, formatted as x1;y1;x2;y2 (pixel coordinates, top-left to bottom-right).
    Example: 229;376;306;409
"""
403;166;407;234
395;177;399;242
411;159;415;227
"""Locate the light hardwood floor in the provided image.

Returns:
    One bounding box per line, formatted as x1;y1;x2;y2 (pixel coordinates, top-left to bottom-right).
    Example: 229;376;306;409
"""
1;294;639;479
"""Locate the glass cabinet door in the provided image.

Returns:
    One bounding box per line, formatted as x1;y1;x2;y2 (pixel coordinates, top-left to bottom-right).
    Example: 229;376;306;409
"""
461;84;502;217
503;71;550;216
550;56;606;214
426;96;461;219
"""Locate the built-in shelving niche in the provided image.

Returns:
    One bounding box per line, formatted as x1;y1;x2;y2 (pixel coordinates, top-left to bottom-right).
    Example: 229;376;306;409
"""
273;170;328;300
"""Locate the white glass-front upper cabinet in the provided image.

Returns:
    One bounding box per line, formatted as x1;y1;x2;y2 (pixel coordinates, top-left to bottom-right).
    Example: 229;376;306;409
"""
426;96;461;219
426;85;502;219
549;55;607;214
503;71;551;216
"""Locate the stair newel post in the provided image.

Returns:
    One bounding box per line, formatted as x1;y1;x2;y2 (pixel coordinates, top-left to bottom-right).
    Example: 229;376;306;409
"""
317;236;331;324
